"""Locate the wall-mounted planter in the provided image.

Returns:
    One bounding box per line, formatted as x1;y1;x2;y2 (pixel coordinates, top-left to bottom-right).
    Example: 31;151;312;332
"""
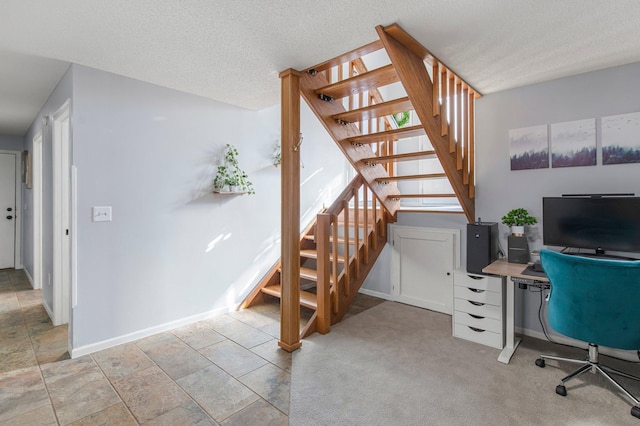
213;190;249;195
212;144;255;195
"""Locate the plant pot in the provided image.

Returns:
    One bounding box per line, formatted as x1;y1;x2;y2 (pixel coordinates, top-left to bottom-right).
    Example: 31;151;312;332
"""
230;185;242;192
511;225;525;236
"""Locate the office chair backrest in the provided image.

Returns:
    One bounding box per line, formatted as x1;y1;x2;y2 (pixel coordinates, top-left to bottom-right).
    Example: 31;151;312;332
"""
540;249;640;350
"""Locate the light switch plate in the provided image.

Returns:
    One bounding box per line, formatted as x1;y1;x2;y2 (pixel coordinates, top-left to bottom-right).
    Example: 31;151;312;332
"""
92;206;112;222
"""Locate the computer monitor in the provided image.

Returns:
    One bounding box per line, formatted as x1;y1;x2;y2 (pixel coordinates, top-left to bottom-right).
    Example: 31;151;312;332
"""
542;196;640;254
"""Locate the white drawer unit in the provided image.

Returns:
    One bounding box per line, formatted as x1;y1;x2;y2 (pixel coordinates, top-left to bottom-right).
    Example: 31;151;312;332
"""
453;270;505;349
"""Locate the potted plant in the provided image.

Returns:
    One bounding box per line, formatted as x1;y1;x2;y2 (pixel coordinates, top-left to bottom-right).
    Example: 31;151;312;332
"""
501;208;537;236
212;144;255;194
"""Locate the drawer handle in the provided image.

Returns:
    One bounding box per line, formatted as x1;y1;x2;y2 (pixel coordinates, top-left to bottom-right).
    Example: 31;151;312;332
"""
468;275;485;280
467;287;485;293
468;313;485;320
468;300;485;307
468;326;485;333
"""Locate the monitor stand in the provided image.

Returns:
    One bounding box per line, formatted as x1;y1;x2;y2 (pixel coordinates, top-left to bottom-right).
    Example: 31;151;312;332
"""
568;249;637;261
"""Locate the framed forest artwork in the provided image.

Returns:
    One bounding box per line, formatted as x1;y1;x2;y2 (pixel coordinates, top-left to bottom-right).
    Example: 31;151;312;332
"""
602;112;640;165
550;119;596;168
509;125;549;170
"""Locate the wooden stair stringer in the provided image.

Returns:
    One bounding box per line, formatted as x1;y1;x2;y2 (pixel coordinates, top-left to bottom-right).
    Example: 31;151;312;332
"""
240;215;319;309
299;71;400;217
241;261;281;309
376;25;475;222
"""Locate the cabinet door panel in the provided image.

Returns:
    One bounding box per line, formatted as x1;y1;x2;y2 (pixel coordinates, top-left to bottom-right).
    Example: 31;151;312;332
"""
391;226;458;314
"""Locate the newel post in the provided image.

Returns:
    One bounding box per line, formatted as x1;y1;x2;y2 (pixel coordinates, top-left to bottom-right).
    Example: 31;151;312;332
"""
316;213;331;334
278;69;302;352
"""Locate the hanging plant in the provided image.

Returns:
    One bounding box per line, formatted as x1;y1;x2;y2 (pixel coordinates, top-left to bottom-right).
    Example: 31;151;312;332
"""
393;111;410;127
212;144;255;194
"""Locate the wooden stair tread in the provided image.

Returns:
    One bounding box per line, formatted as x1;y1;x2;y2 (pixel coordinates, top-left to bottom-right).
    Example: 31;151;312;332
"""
362;150;437;164
300;249;345;263
388;193;457;199
303;40;383;74
347;124;425;144
301;266;327;282
315;64;399;100
398;207;464;214
300;66;401;217
261;285;318;310
303;234;361;245
300;266;345;285
332;97;413;123
376;173;447;182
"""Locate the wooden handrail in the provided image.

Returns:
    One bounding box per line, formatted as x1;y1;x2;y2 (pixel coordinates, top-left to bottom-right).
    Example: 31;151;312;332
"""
326;175;365;216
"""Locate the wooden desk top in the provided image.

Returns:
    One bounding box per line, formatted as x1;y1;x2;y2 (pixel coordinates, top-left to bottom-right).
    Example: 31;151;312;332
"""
482;259;549;282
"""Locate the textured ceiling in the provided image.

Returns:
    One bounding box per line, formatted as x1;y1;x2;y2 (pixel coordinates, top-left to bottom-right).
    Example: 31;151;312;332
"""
1;0;640;136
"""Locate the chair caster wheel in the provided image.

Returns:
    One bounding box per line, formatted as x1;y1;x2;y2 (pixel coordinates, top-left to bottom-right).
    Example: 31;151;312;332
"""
631;406;640;419
556;385;567;396
535;358;545;368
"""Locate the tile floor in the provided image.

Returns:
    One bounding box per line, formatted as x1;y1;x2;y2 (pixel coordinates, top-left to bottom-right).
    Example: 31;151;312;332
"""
0;268;384;425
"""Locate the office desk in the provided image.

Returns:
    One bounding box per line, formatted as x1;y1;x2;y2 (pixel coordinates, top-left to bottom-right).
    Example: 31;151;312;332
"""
483;259;549;364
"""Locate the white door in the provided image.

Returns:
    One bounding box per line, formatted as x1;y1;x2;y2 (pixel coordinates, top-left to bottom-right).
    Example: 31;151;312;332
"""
0;153;16;269
33;132;43;289
391;226;459;314
53;100;71;325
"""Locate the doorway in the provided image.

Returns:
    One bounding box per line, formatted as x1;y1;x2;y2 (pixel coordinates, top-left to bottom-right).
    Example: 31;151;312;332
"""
0;150;21;269
52;101;71;326
33;131;43;289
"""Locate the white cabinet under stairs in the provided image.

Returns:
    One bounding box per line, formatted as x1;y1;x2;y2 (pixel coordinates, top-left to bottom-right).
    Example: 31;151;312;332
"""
391;226;459;314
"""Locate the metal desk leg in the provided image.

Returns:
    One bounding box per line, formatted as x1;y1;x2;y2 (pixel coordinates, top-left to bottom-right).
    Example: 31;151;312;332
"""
498;278;521;363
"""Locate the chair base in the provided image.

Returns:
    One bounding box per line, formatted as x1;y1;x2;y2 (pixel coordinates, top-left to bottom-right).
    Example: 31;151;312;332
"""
536;343;640;420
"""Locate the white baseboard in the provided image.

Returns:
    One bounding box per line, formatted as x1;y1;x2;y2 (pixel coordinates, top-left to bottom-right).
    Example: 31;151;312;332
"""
70;305;234;358
42;299;54;323
23;267;34;288
517;326;640;362
358;288;394;301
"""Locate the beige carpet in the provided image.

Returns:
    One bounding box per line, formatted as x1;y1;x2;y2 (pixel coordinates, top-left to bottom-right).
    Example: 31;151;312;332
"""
290;301;640;425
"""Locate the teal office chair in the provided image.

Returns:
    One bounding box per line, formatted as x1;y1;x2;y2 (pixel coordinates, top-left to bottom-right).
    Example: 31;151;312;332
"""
537;249;640;419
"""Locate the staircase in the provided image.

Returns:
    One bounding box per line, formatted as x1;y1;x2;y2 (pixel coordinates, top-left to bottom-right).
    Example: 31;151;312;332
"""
242;175;390;338
242;23;480;348
301;23;480;221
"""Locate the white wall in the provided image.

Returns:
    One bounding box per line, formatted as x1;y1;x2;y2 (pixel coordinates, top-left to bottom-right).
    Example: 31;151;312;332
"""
475;61;640;332
63;65;348;353
0;135;23;151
